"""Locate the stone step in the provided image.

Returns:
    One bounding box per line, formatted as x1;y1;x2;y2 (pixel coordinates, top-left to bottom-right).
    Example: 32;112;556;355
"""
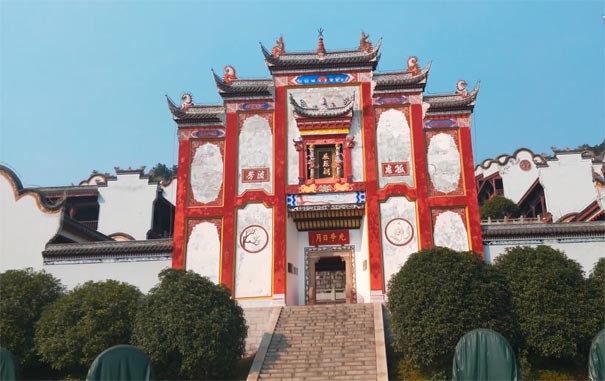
255;304;382;380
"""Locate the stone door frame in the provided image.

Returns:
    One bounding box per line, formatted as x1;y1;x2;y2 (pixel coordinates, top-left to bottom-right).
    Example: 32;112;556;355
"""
305;246;356;305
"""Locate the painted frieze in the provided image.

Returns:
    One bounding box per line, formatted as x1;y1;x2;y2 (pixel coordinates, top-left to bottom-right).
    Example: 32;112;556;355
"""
432;208;469;251
375;108;414;188
189;141;224;205
287;86;362;185
238;114;273;195
426;130;463;195
186;219;221;283
235;203;273;298
380;197;419;288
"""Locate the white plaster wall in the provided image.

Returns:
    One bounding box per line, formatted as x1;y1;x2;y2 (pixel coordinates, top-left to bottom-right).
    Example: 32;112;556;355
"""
433;211;470;251
235;204;273;298
44;260;171;293
190;143;223;204
287;86;362;184
380;197;419;289
161;180;177;206
484;241;604;276
297;231;309;304
427;133;461;194
539;154;596;220
286;218;300;305
97;174;157;240
350;217;371;303
475;162;500;179
498;151;540;204
186;221;221;284
0;175;61;271
238;115;273;195
376;109;414;188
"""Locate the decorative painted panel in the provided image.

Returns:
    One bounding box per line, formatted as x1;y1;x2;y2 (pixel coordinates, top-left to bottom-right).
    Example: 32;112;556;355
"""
235;204;273;298
287;86;362;184
426;130;463;195
432;208;469;251
380;197;419;288
189;141;224;206
376;108;414;188
238;114;273;195
186;219;221;283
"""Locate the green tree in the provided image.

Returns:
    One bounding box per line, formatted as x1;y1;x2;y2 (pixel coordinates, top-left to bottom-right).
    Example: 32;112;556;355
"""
387;247;517;378
480;196;521;220
588;258;605;339
494;246;591;364
0;269;64;378
132;269;247;380
34;280;142;378
149;162;177;183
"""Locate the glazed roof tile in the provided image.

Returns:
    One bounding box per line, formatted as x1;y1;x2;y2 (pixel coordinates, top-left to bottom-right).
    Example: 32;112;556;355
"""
212;70;274;98
166;96;224;123
260;40;381;72
481;221;605;239
373;62;431;90
425;82;480;113
43;238;173;259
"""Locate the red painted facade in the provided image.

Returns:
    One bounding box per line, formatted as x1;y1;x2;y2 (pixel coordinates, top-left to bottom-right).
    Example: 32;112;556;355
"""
168;35;483;303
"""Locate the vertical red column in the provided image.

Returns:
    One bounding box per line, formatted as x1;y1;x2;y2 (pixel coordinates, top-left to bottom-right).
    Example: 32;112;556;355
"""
361;82;384;294
220;112;238;291
172;136;190;268
459;126;483;254
273;86;287;298
410;103;433;250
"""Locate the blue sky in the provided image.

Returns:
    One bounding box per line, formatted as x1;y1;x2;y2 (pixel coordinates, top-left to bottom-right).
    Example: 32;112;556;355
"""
1;0;603;187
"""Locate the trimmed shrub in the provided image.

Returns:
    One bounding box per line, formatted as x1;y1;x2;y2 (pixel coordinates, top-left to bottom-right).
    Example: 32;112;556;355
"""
0;268;64;378
387;247;517;378
494;245;591;363
132;269;247;380
34;280;142;377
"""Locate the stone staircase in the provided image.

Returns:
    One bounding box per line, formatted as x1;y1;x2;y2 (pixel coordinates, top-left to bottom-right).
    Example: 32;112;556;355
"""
247;303;387;381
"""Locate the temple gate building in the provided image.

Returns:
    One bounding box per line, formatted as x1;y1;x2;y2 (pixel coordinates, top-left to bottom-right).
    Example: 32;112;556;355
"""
167;33;483;307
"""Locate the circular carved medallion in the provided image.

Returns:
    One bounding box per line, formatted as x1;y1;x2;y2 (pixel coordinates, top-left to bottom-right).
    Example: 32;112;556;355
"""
239;225;269;254
384;218;414;247
519;159;532;171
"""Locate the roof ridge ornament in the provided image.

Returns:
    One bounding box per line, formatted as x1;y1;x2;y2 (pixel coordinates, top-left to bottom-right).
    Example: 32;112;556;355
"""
456;80;468;97
359;32;372;53
223;65;237;85
272;35;285;57
180;93;193;111
317;28;326;58
406;56;420;76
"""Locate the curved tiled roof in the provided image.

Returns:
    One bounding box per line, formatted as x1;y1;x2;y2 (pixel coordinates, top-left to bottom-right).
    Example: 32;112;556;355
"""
475;147;548;171
260;40;381;72
481;221;605;240
289;93;355;118
0;164;65;212
166;96;224;123
211;70;273;98
43;238;173;263
425;82;480;112
373;62;432;90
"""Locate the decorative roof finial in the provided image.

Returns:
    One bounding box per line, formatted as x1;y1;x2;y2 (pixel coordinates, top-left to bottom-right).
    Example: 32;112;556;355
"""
223;65;237;85
180;93;193;111
317;28;326;58
406;56;420;76
359;31;372;53
456;80;468;97
272;35;285;57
